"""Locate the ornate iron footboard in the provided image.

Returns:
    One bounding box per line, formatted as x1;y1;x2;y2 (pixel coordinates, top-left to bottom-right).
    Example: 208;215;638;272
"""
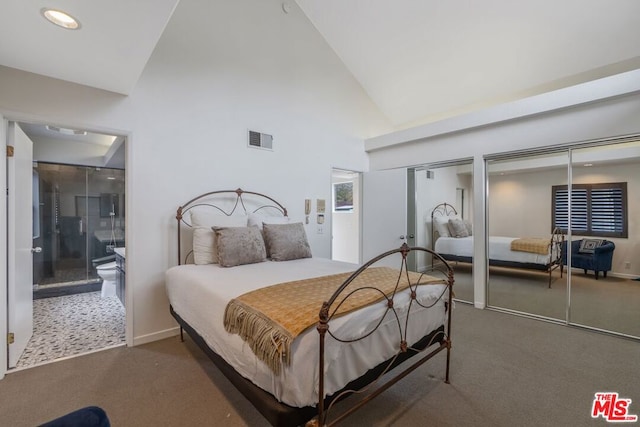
310;243;454;426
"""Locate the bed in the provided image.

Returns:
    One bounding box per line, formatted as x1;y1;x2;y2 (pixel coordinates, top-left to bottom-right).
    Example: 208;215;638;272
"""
431;202;564;288
166;189;454;426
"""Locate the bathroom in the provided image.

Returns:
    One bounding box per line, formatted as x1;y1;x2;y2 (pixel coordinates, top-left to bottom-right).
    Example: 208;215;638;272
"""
9;121;127;369
32;164;125;299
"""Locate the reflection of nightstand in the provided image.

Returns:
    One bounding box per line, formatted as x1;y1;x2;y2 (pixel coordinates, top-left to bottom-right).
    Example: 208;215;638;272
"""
114;248;126;307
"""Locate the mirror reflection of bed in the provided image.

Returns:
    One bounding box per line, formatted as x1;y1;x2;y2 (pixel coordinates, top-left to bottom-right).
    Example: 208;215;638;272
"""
430;202;564;293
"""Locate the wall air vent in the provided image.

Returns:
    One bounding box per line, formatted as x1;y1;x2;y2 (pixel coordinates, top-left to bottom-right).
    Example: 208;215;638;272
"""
426;170;435;179
248;130;273;151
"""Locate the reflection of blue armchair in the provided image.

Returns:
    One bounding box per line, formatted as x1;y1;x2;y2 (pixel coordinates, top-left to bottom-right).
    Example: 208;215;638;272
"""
562;240;615;280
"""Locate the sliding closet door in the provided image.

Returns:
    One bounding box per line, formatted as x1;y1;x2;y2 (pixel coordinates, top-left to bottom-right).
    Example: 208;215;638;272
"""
568;141;640;338
486;152;569;321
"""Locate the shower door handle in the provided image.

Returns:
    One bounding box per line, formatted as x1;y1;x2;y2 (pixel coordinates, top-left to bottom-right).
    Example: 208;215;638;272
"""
31;247;42;254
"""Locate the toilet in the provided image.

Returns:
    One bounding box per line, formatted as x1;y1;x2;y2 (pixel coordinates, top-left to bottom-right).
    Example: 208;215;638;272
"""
96;261;117;298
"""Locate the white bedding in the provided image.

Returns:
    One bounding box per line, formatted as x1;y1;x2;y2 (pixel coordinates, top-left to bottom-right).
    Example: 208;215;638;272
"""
165;257;448;407
434;235;554;265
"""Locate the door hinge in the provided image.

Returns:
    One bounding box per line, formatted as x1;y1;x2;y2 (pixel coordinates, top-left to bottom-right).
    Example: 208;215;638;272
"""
7;332;15;344
6;146;14;157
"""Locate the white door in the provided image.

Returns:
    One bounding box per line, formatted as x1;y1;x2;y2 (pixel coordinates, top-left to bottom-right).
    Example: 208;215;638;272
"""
7;122;34;368
361;168;408;268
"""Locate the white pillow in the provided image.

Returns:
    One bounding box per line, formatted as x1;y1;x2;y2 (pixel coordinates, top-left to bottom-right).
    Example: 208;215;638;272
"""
248;212;290;229
190;211;248;264
193;227;216;265
433;216;452;238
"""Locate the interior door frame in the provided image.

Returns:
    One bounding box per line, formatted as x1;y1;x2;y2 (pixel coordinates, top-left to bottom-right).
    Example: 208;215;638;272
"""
0;111;133;376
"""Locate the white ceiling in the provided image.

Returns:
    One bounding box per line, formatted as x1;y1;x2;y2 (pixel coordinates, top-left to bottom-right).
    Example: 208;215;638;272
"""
297;0;640;128
1;0;639;130
0;0;179;95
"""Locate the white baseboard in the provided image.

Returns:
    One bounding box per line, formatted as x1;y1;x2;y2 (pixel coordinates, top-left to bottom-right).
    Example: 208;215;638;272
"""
133;326;180;346
566;267;638;280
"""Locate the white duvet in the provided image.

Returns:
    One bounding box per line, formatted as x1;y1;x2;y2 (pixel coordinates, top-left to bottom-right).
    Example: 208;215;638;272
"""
434;236;554;265
165;257;448;407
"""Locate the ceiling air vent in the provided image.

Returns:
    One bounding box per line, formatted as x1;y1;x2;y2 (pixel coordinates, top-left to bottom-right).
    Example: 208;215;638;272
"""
248;130;273;151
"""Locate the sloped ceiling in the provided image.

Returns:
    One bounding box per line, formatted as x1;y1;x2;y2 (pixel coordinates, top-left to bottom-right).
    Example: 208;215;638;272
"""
296;0;640;128
1;0;639;129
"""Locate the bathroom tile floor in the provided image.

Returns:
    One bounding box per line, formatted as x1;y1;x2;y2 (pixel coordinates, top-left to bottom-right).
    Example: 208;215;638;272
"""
15;291;125;369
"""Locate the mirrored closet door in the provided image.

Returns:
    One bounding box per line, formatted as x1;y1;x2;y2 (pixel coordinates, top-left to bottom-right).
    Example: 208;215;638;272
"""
568;141;640;338
486;151;569;321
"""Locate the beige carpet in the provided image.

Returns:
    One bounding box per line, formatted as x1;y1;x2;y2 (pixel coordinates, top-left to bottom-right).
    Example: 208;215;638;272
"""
1;303;638;426
450;263;640;338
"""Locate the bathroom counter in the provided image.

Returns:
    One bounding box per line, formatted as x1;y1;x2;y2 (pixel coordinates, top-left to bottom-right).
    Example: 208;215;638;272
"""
114;248;126;307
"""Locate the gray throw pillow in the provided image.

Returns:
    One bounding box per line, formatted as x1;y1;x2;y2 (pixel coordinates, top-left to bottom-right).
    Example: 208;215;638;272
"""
263;222;312;261
448;218;469;238
213;226;266;267
578;238;603;254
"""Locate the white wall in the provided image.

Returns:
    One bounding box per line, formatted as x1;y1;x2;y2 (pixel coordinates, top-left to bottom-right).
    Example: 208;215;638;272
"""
0;0;391;347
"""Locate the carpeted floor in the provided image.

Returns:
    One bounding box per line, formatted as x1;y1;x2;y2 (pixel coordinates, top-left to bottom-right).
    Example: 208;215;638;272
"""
0;303;638;426
15;291;125;368
449;263;640;338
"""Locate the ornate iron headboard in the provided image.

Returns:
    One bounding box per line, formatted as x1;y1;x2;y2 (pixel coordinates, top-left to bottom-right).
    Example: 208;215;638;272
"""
175;188;288;265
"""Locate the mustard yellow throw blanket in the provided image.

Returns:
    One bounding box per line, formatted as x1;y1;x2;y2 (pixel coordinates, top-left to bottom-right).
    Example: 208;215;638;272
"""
223;266;445;374
510;237;549;255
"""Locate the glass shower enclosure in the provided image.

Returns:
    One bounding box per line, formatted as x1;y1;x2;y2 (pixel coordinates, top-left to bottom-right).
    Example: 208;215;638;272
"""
32;163;125;296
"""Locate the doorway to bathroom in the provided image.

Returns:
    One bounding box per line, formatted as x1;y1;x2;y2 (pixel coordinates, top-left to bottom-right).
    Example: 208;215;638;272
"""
6;121;126;370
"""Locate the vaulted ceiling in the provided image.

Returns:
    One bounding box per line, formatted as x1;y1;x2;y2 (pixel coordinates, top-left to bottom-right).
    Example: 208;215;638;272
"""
2;0;639;129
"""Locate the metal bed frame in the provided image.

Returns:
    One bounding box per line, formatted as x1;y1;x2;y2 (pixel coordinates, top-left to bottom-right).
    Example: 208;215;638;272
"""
170;189;454;426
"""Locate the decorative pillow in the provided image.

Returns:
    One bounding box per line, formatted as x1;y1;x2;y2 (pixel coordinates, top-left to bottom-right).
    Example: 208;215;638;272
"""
433;216;451;238
190;211;248;264
213;226;266;267
448;218;470;238
578;238;603;254
248;212;290;229
263;222;312;261
463;219;473;236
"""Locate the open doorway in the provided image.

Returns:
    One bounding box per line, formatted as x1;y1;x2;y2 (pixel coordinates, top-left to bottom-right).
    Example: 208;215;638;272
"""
331;168;361;264
6;121;126;370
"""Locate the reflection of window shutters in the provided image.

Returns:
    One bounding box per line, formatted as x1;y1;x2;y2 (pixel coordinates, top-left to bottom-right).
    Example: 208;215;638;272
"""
553;188;569;230
591;187;624;234
571;188;588;232
552;183;627;238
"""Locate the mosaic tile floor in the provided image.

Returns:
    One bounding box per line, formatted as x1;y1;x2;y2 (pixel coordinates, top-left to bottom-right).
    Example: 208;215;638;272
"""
16;291;125;369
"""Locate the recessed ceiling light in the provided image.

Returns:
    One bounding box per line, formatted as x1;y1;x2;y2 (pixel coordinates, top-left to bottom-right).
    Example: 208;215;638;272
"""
107;177;116;180
584;163;593;167
41;8;81;30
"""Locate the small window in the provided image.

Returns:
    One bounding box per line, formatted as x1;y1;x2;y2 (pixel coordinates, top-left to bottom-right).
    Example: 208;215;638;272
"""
552;182;627;238
333;182;354;213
